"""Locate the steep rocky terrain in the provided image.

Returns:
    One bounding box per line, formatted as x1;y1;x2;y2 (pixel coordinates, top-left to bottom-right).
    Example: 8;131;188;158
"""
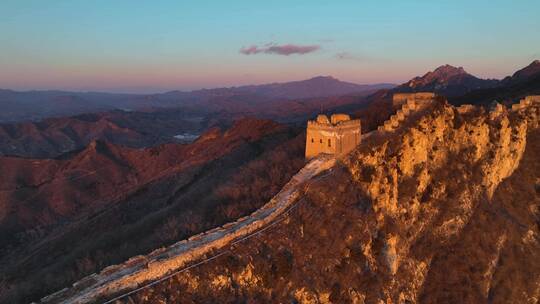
117;99;539;303
0;119;306;303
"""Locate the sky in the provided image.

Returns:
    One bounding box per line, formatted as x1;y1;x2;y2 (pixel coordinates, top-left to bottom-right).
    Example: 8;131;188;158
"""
1;0;539;93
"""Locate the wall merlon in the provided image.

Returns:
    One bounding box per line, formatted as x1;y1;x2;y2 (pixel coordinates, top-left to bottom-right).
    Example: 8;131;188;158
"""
223;222;235;229
390;115;400;124
393;92;436;106
525;95;540;103
457;104;475;114
509;96;540;111
379;92;436;134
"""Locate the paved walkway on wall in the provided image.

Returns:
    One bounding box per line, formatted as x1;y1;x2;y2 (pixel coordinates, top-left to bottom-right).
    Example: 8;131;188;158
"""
377;98;436;134
41;156;337;304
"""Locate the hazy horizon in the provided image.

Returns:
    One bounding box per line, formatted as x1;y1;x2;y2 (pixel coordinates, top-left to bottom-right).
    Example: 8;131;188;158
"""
0;74;397;94
1;1;539;93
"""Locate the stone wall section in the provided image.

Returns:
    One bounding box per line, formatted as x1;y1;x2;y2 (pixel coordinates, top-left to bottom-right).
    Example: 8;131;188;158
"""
512;95;540;111
378;94;436;133
41;156;337;304
392;92;436;107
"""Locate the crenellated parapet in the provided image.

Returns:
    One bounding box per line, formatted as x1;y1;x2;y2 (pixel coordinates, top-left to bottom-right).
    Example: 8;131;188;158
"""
378;93;436;132
393;92;436;107
457;104;475;114
512;95;540;111
307;119;361;130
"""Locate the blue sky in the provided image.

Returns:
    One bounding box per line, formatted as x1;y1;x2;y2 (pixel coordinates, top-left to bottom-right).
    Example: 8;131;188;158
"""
1;0;539;93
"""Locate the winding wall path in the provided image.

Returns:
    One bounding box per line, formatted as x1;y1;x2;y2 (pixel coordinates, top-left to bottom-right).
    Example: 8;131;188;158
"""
41;156;336;304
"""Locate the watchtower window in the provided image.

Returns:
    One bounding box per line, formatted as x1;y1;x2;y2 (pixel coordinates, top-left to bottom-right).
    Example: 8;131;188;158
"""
320;139;323;144
311;138;314;143
328;139;331;147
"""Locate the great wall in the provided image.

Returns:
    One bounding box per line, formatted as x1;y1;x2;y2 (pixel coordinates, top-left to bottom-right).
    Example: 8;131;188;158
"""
377;92;436;133
40;156;337;304
40;93;540;304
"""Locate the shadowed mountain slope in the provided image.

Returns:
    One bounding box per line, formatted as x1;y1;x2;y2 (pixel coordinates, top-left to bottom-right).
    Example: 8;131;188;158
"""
0;118;307;303
0;110;206;158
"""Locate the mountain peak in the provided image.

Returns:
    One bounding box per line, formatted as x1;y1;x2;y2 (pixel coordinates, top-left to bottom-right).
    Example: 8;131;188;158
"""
407;64;473;87
430;64;467;78
505;60;540;83
307;75;339;82
398;64;497;97
522;60;540;70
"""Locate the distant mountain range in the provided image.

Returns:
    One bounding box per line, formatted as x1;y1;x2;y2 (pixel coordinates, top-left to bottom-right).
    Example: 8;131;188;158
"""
0;77;395;123
3;61;540;158
4;60;539;124
394;60;540;102
443;60;540;105
191;76;395;100
396;64;499;97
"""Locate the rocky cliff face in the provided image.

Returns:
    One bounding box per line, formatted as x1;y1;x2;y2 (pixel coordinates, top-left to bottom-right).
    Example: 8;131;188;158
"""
122;100;539;303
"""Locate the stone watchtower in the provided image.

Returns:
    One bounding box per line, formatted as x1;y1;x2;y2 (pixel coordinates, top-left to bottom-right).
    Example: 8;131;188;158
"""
305;113;361;159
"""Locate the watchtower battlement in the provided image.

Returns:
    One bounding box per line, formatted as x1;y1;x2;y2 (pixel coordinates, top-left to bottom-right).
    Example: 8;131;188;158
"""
392;92;436;107
305;113;361;159
512;95;540;111
377;92;437;132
